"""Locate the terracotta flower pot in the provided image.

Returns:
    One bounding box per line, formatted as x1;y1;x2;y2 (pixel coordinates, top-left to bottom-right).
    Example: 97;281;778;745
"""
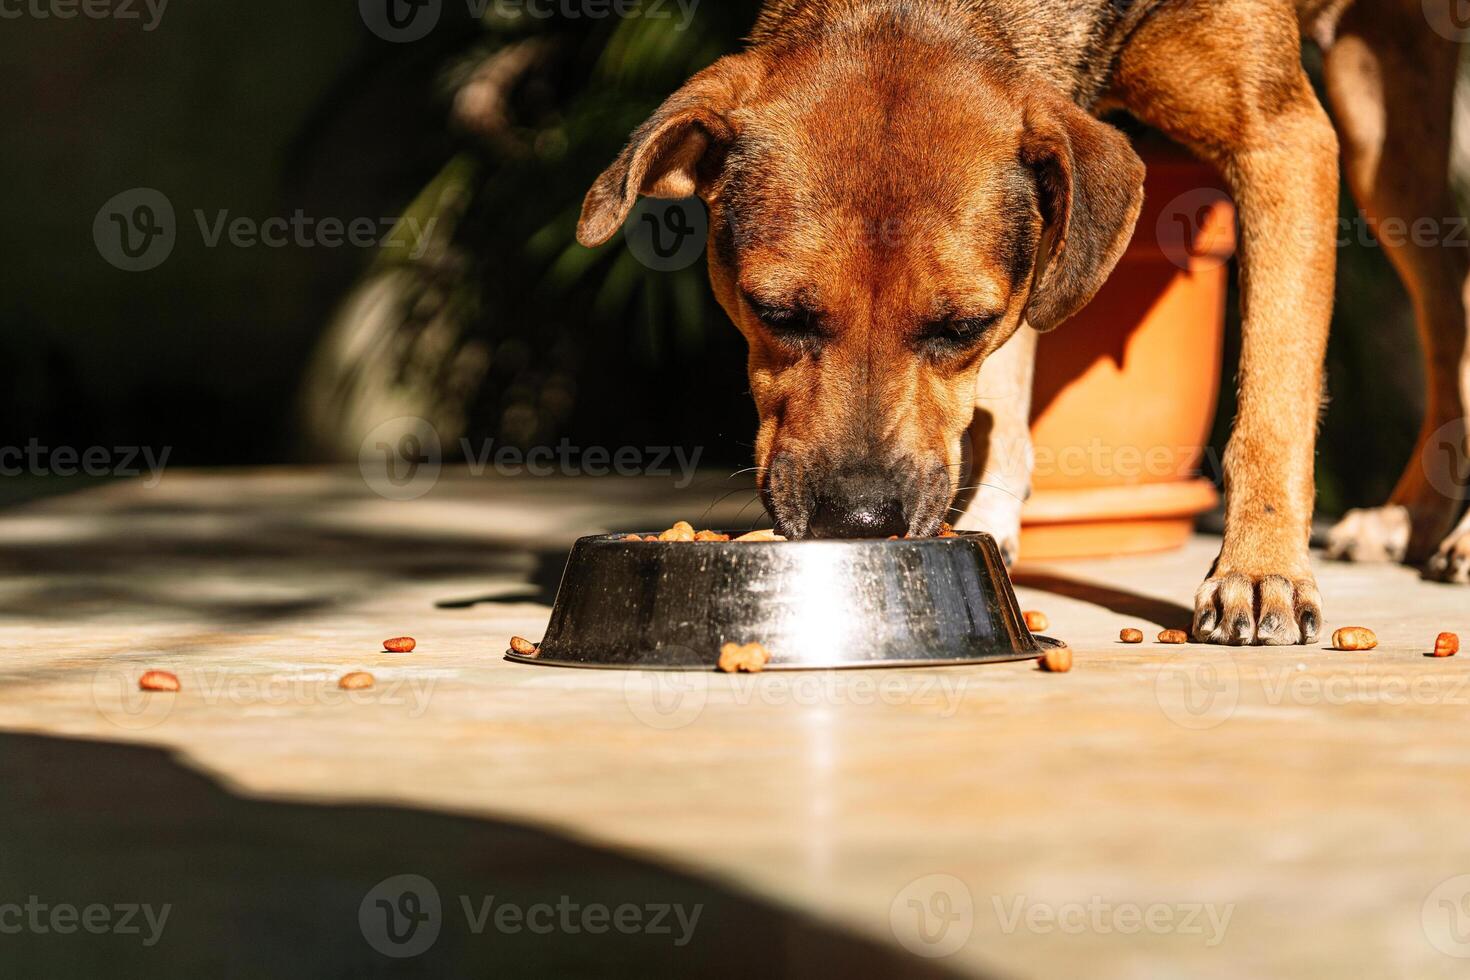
1019;141;1234;560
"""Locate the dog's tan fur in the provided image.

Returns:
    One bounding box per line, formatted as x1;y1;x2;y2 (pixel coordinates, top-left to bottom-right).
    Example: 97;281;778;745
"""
579;0;1470;643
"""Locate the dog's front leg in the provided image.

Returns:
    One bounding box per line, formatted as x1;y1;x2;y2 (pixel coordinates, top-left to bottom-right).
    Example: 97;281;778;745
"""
1189;105;1338;644
1116;7;1337;644
955;326;1037;566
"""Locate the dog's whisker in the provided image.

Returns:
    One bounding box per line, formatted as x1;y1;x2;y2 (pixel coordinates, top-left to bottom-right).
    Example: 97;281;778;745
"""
697;488;762;525
733;494;769;531
947;481;1025;505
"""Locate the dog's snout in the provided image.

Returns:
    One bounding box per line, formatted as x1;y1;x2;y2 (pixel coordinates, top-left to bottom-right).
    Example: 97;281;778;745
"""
809;497;907;538
808;478;908;539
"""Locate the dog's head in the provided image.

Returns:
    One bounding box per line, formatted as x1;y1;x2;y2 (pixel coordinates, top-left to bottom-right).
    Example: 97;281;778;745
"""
578;29;1143;538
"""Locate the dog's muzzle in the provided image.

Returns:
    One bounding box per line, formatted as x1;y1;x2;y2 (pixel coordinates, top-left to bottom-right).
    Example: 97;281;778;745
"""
766;456;953;540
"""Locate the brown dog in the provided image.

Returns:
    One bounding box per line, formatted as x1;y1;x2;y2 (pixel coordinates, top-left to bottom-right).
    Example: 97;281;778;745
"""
578;0;1470;645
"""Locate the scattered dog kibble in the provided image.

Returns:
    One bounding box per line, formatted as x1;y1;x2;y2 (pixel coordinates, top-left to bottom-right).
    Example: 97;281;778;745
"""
383;637;416;653
1432;632;1459;658
338;671;375;691
1120;628;1144;643
1023;611;1049;632
1332;627;1378;651
718;642;771;673
1158;629;1189;644
1039;646;1073;673
733;529;786;542
509;635;539;657
139;670;180;692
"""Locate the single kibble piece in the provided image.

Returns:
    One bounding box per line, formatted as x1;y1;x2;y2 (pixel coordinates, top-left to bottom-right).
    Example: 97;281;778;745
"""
339;671;375;691
694;530;731;542
509;636;539;656
659;521;696;542
383;637;416;653
1332;627;1378;651
622;533;643;542
139;670;180;692
1039;646;1073;673
1023;611;1049;632
733;529;787;542
937;522;958;538
1120;628;1144;644
1158;629;1189;644
1433;632;1460;657
718;642;771;673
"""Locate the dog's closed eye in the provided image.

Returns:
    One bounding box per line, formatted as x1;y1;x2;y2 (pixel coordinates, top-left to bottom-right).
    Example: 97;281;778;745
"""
747;297;827;348
914;315;999;357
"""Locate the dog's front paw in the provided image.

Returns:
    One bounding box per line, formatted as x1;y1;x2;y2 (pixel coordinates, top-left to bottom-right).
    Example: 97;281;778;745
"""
1425;523;1470;583
1324;506;1409;564
1193;569;1322;646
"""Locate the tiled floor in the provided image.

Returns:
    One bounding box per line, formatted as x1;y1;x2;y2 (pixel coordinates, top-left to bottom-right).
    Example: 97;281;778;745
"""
2;469;1468;977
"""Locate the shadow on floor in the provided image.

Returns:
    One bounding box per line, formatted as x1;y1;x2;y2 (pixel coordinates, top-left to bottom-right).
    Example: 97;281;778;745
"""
0;732;974;979
435;549;570;609
1011;571;1194;632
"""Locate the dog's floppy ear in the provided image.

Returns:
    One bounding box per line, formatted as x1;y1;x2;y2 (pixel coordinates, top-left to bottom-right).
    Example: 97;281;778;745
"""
577;54;762;248
1019;93;1145;332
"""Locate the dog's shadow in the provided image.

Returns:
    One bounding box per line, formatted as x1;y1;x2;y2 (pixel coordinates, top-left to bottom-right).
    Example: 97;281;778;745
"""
1011;569;1194;632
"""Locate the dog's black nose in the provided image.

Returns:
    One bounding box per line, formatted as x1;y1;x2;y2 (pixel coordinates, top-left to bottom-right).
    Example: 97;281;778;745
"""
808;495;908;539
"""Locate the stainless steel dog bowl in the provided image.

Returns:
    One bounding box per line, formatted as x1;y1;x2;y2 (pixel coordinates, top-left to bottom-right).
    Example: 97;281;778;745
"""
505;531;1062;670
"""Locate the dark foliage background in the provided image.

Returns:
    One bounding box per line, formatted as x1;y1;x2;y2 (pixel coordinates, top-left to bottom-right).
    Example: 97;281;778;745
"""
0;2;1436;515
